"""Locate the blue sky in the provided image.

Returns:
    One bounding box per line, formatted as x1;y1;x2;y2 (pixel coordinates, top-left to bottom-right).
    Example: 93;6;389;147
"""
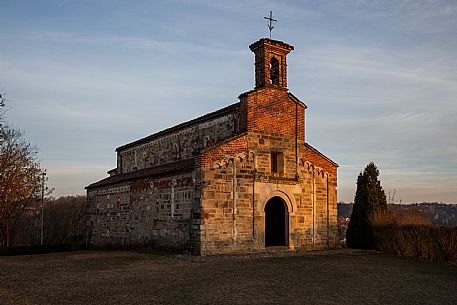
1;0;456;203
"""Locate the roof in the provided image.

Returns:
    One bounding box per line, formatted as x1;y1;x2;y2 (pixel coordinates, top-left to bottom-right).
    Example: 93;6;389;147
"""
238;90;307;110
85;158;195;189
116;103;240;152
249;38;294;52
287;92;307;109
305;143;339;167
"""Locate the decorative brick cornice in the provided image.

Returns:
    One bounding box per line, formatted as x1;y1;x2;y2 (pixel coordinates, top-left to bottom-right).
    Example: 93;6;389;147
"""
249;38;294;52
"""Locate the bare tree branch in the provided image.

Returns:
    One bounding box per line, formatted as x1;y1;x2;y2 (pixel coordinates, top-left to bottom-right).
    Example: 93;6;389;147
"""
0;124;43;247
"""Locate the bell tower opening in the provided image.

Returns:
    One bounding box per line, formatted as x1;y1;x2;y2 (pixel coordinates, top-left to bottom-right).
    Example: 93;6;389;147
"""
270;57;279;85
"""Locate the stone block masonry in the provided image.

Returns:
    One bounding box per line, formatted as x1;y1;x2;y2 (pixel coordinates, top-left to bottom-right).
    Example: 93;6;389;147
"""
86;172;195;250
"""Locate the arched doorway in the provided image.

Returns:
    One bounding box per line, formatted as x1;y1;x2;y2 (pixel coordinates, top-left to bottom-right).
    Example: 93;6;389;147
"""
264;196;288;246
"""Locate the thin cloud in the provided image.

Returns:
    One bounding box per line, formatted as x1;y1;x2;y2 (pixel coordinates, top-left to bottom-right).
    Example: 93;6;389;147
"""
31;31;244;56
296;45;457;92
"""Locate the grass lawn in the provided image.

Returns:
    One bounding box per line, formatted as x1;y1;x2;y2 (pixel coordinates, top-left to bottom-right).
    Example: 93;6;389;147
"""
0;249;456;305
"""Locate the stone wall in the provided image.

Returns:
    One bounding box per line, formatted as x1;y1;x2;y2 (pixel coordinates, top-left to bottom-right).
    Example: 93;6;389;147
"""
197;130;338;255
198;136;254;254
118;109;240;173
294;162;338;249
86;172;197;251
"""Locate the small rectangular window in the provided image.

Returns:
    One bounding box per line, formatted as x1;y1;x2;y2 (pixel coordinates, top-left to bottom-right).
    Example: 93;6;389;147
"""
271;152;278;173
271;151;284;174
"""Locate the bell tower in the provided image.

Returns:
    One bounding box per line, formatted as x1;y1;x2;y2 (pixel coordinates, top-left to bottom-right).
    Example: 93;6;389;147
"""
249;38;294;90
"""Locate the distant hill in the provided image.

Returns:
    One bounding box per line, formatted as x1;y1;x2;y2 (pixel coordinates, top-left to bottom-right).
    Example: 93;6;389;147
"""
338;202;457;225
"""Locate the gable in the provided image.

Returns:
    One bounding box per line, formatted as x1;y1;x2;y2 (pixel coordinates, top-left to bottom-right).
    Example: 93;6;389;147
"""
238;88;306;140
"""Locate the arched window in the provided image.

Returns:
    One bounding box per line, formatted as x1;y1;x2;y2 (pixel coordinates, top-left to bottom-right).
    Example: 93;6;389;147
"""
270;57;279;85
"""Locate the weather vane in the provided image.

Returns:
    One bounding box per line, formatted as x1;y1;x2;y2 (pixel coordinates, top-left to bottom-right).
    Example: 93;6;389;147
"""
264;11;277;39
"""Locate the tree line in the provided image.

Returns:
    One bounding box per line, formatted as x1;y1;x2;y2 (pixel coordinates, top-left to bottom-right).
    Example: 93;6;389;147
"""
0;91;86;249
13;195;86;247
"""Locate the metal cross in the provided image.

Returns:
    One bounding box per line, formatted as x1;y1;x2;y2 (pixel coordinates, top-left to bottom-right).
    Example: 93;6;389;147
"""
264;11;277;39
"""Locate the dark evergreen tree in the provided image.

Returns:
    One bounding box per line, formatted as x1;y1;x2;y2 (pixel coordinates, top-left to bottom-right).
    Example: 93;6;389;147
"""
346;162;387;249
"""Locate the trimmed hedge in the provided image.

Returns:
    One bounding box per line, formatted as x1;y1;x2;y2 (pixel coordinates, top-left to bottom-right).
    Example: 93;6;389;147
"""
373;224;457;264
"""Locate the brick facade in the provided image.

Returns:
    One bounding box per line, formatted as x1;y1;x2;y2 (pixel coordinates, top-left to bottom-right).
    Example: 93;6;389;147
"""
86;38;338;255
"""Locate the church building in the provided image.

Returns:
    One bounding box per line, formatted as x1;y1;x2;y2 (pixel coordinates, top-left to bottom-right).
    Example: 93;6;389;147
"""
86;37;339;255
